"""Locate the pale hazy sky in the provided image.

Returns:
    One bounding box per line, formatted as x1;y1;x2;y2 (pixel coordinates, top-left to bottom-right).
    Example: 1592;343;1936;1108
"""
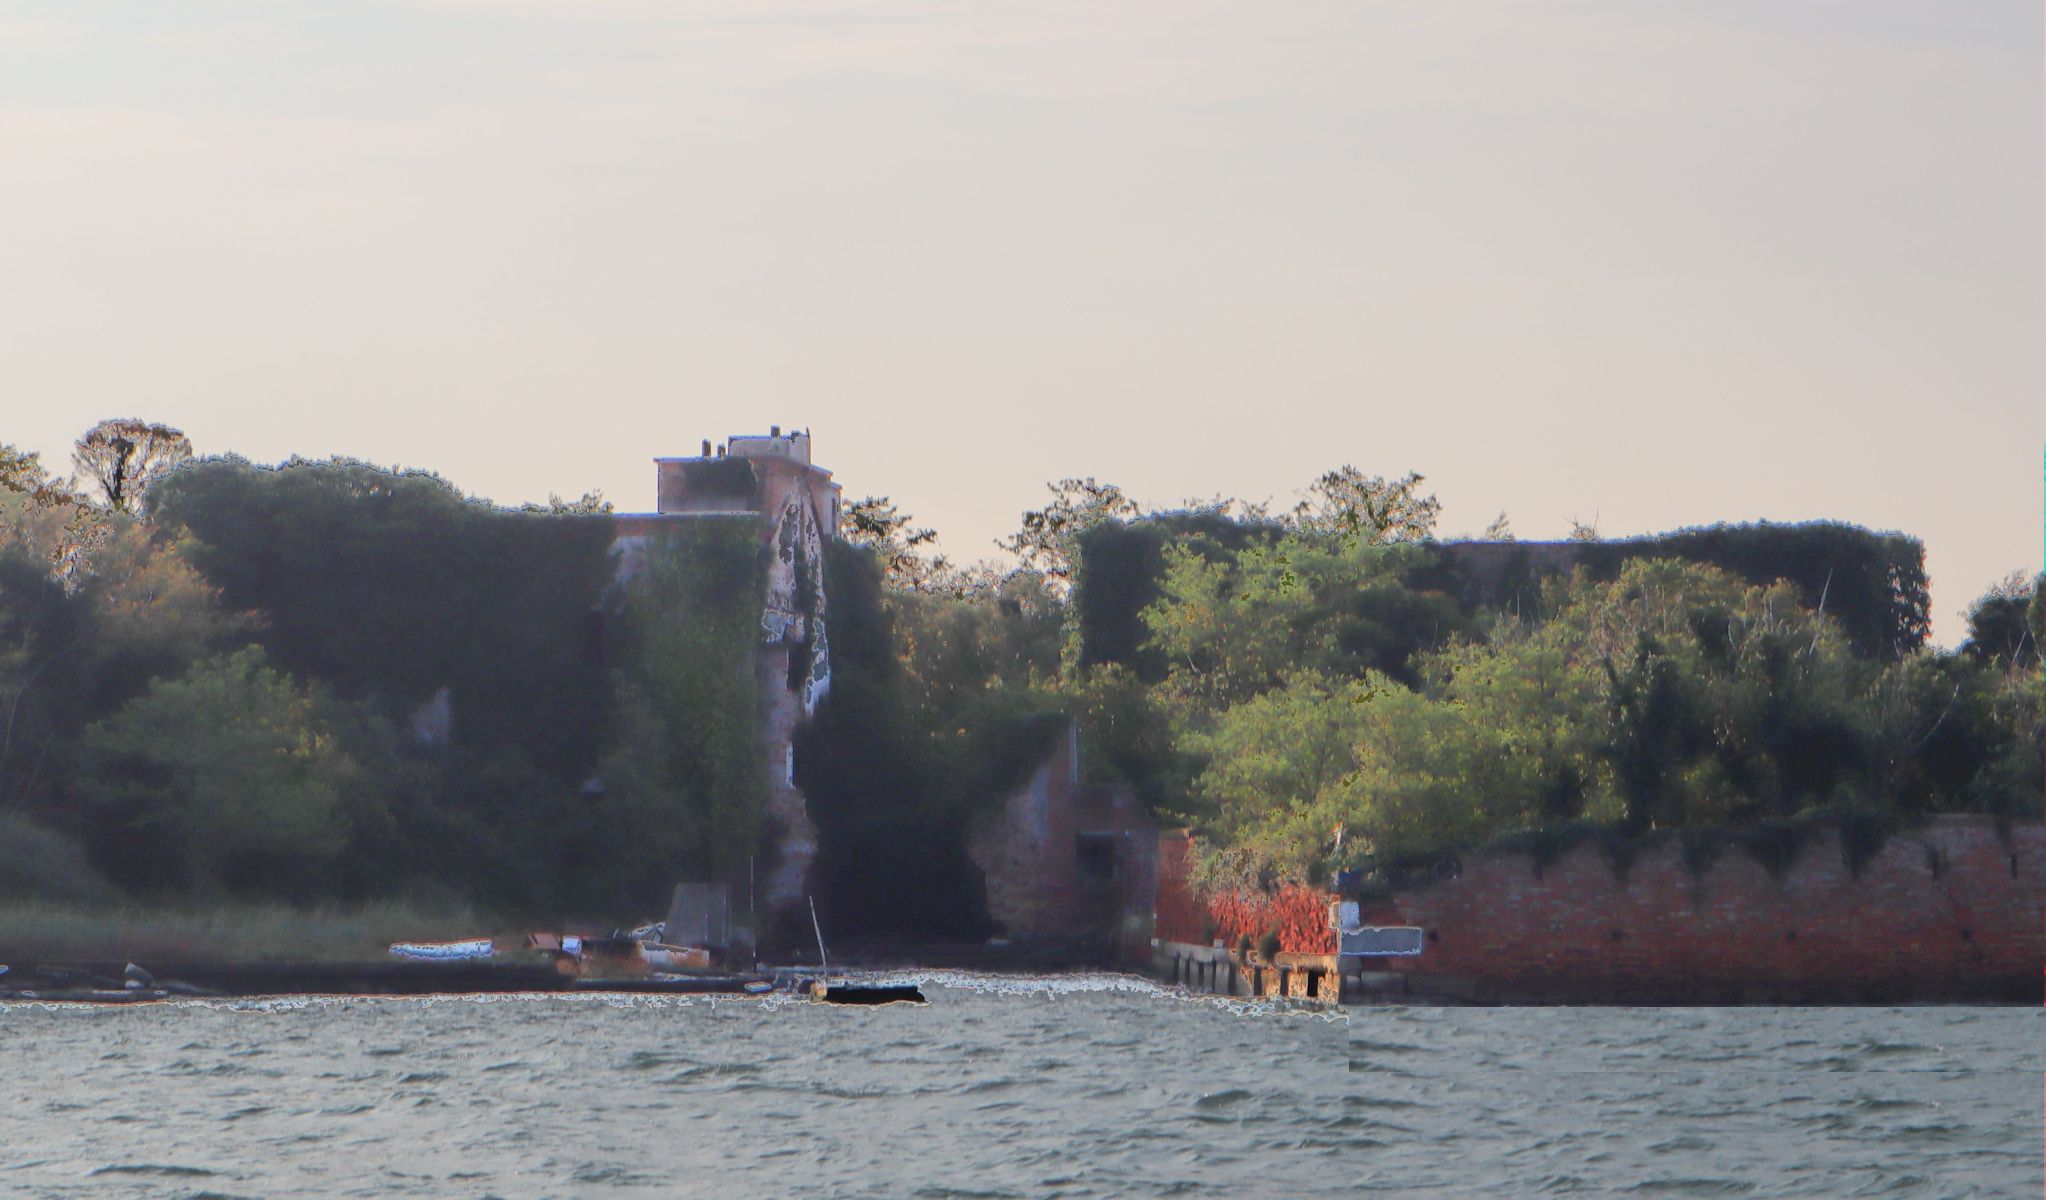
2;2;2037;646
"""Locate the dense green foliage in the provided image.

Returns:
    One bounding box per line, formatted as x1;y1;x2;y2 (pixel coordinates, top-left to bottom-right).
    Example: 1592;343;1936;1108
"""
2;448;772;922
1961;571;2043;671
1070;512;1273;679
1040;485;2025;890
1573;522;1931;659
590;524;768;910
79;647;354;896
2;427;2034;931
1137;543;2035;888
154;457;618;778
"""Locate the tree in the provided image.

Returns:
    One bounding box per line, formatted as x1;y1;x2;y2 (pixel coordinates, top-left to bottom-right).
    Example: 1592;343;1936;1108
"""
1427;617;1611;823
521;489;613;515
1572;521;1931;659
890;569;1063;715
792;538;1031;940
1189;670;1382;876
1144;538;1305;713
72;420;193;514
1287;467;1439;543
1189;666;1540;878
1482;511;1514;542
74;516;251;714
1142;531;1468;715
842;495;953;592
1;482;109;585
78;646;351;896
1;444;71;509
1961;571;2041;670
0;545;94;815
1;447;109;583
999;478;1141;590
1175;493;1273;523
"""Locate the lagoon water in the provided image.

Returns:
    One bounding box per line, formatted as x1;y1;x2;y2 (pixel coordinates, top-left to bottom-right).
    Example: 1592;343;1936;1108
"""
1;975;2038;1198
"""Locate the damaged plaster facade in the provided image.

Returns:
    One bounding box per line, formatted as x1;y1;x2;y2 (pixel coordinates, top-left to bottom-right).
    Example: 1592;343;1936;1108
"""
610;428;842;915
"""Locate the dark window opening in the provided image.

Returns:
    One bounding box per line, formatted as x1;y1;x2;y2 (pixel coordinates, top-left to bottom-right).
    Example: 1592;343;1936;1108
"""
786;638;812;693
1076;834;1118;885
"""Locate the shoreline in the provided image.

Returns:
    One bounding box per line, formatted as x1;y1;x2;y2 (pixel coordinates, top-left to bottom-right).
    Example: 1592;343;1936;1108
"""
1;954;2036;1007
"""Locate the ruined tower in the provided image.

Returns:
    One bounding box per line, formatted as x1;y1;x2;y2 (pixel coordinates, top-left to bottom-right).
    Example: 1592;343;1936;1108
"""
610;427;841;913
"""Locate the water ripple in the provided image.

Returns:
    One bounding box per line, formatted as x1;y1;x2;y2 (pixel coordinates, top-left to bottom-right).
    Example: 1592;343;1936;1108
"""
0;986;2035;1197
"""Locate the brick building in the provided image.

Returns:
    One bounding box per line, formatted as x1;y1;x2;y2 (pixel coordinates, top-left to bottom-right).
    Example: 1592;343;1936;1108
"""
967;722;1160;961
610;428;841;914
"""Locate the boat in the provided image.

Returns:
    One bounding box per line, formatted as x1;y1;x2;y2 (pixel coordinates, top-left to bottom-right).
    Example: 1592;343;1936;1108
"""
641;943;712;972
807;980;926;1005
795;896;925;1004
387;938;494;961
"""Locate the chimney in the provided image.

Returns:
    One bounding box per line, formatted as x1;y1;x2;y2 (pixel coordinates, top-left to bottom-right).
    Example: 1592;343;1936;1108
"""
770;424;781;437
701;439;712;457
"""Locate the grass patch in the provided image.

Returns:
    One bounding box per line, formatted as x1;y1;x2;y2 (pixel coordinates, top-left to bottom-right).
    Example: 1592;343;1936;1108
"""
0;898;496;963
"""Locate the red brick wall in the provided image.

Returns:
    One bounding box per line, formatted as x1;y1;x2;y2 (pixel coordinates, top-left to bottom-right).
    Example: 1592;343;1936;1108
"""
972;728;1159;954
1372;815;2044;998
1155;833;1206;945
969;729;1081;938
1156;816;2045;998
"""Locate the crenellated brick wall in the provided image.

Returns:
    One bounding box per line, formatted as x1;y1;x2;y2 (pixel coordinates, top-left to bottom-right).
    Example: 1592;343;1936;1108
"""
1156;816;2045;1002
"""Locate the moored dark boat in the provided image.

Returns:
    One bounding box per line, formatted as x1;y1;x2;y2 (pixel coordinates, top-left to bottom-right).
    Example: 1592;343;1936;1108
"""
808;981;926;1005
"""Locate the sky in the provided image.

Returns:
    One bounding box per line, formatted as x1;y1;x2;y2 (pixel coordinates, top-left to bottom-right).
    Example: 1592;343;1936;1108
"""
1;1;2037;647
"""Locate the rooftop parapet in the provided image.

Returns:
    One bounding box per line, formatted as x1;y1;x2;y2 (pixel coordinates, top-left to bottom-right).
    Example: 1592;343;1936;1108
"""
654;426;813;467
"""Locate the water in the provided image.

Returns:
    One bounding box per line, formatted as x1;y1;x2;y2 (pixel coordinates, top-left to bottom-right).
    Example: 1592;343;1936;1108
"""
0;974;2038;1198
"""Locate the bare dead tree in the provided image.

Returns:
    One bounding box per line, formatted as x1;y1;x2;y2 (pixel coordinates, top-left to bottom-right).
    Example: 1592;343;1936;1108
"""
71;419;193;514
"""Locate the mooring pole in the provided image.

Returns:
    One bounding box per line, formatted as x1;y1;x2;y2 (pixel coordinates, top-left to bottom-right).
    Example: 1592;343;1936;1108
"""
808;895;829;973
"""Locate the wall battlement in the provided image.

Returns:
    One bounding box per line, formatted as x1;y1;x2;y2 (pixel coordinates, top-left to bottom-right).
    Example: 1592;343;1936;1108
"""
1157;815;2044;1003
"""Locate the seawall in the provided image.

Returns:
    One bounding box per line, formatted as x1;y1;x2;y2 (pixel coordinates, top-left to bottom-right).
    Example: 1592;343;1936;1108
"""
1158;815;2044;1004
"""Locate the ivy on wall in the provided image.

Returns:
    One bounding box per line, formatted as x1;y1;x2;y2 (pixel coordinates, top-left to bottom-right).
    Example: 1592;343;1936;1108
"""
592;522;769;908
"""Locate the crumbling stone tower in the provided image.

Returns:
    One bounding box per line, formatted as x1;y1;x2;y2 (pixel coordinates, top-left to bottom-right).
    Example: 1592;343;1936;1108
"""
611;427;841;913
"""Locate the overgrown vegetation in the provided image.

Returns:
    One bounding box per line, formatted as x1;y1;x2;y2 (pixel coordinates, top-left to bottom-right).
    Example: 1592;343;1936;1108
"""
793;539;1066;940
875;468;2039;895
586;522;767;913
2;422;2038;942
0;437;750;928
